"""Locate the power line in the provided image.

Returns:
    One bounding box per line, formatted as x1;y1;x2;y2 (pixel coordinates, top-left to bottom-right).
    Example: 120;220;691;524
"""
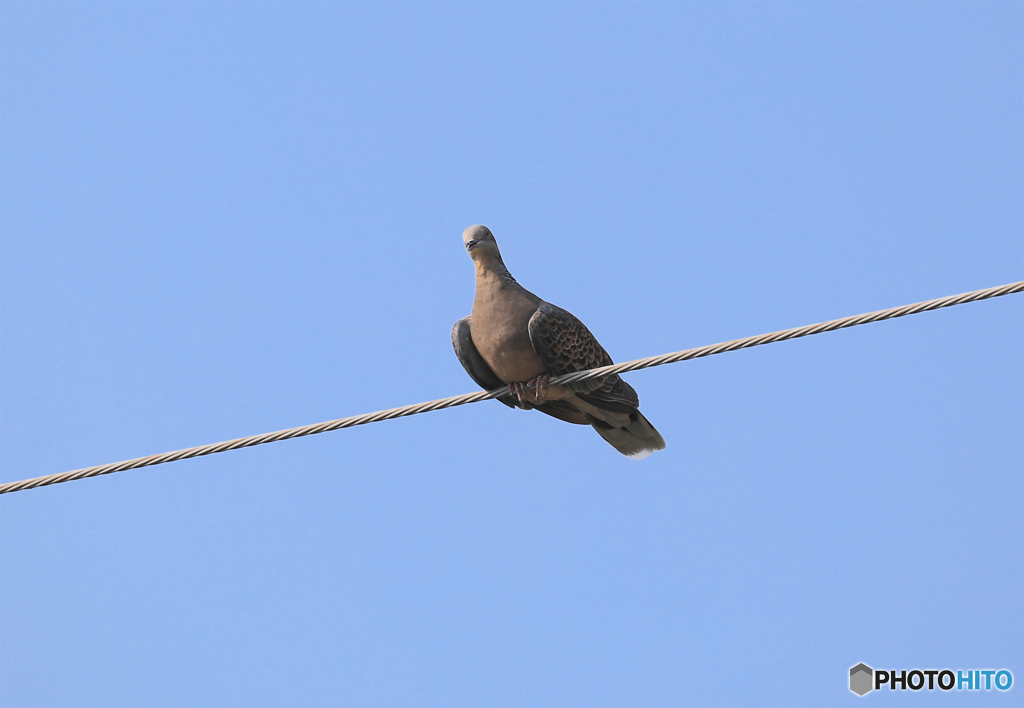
1;281;1021;496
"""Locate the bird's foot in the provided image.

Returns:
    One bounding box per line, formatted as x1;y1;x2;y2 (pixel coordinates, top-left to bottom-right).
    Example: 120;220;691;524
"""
509;374;549;407
509;381;529;407
528;373;549;403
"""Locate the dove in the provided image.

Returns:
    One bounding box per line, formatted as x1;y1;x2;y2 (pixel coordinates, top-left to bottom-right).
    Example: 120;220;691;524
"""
452;224;666;459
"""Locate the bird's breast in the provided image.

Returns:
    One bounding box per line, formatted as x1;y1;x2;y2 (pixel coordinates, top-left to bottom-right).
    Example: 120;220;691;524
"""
471;282;547;383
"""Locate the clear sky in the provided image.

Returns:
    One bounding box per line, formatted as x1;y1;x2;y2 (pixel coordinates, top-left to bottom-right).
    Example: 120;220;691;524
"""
1;3;1021;707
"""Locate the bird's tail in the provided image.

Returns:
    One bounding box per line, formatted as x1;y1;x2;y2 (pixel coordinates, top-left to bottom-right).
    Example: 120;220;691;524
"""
586;410;666;460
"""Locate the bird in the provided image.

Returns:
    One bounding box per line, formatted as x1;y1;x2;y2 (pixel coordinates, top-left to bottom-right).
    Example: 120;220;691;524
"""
452;224;666;459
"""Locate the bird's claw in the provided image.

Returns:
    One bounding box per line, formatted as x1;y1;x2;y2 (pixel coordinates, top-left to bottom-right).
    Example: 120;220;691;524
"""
509;381;527;407
509;374;549;407
530;374;549;403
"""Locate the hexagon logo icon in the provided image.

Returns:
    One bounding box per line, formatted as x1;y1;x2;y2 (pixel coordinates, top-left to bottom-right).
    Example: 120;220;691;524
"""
850;663;873;696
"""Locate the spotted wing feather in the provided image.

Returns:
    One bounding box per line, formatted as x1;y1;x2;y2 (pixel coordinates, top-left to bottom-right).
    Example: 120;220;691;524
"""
527;302;640;412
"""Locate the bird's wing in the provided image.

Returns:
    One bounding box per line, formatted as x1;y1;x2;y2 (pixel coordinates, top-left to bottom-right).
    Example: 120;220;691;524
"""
527;302;640;411
452;317;515;408
528;302;664;456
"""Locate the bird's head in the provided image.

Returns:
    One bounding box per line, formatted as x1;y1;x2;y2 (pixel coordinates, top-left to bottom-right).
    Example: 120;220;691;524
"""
462;224;499;262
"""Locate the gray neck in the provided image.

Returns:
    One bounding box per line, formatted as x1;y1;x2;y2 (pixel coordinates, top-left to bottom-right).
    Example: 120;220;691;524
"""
476;251;517;285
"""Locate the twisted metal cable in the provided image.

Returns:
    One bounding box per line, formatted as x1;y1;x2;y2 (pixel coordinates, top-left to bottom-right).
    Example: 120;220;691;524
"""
2;281;1021;496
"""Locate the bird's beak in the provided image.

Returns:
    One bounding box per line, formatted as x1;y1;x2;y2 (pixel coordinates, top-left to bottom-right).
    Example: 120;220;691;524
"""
465;239;480;251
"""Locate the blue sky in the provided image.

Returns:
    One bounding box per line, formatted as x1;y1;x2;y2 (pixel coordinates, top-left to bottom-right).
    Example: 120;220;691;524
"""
1;3;1021;706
